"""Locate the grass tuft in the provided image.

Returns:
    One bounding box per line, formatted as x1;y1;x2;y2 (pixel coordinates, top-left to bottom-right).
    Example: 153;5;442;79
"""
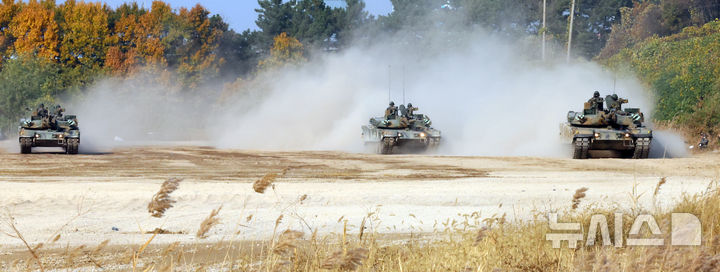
253;173;277;193
147;178;182;218
196;205;222;239
572;187;589;209
654;177;667;197
273;230;304;256
321;248;369;271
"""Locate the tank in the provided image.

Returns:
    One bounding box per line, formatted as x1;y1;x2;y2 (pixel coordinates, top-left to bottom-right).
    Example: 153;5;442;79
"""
362;105;441;154
18;107;80;154
563;94;652;159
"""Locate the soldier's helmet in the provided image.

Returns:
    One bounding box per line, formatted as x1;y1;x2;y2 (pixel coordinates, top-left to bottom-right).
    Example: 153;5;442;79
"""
593;91;600;98
389;101;395;106
612;94;619;100
407;103;413;108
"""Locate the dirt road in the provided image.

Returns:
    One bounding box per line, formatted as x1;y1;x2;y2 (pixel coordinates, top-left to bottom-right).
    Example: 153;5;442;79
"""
0;144;717;252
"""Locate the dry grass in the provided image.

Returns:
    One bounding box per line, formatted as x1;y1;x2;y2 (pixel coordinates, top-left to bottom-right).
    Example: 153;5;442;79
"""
253;173;278;193
5;175;720;271
572;187;589;209
5;186;720;271
321;248;369;271
196;205;222;239
147;177;182;218
273;230;304;256
654;177;667;197
145;228;184;235
1;212;45;271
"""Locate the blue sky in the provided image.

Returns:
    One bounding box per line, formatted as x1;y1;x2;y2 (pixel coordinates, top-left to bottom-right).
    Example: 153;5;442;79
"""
57;0;394;32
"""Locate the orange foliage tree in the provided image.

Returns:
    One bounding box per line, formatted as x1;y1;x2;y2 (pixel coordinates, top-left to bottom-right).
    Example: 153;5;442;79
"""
0;0;20;60
8;0;59;60
58;0;110;68
136;1;172;67
176;4;224;88
105;4;143;75
257;32;305;71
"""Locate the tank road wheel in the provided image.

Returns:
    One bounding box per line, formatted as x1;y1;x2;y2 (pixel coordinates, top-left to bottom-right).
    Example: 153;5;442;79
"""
632;139;643;159
19;138;32;154
573;137;590;159
66;138;79;155
633;138;651;159
380;137;395;155
643;138;651;158
427;138;440;153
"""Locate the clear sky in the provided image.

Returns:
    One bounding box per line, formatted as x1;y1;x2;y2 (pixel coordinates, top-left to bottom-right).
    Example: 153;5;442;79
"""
57;0;394;32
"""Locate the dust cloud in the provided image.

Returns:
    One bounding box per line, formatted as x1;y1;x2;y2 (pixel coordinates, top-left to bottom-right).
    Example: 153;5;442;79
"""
209;29;663;157
68;26;687;158
70;75;218;153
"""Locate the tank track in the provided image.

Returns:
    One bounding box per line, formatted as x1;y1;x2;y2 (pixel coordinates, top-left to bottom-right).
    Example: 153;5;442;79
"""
632;137;651;159
426;138;440;153
66;138;79;155
19;138;32;154
379;137;394;154
572;137;590;159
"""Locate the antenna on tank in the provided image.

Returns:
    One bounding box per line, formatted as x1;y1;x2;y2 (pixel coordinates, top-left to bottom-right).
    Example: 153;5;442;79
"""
613;75;617;93
388;65;392;103
402;65;406;105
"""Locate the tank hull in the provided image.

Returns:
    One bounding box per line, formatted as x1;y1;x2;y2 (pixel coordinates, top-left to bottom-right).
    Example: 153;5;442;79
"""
362;125;441;154
565;125;652;159
18;129;80;154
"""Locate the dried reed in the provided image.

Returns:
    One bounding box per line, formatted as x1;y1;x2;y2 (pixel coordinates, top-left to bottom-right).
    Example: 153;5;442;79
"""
253;173;277;193
572;187;589;209
196;205;222;239
148;178;182;217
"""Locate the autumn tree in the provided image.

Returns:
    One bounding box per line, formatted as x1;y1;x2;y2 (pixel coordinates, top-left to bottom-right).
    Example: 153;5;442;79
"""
136;0;172;66
0;0;20;63
257;32;304;71
8;0;59;60
176;4;225;88
105;3;146;75
58;1;109;66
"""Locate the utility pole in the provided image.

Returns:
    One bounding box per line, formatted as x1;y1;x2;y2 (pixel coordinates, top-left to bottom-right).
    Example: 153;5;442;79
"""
566;0;576;63
542;0;547;61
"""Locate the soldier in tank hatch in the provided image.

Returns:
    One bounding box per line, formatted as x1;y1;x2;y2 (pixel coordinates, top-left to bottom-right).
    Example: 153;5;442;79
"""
385;101;398;119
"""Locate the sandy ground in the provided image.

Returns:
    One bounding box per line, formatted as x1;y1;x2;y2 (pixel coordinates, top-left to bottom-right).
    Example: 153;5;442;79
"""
0;141;718;257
